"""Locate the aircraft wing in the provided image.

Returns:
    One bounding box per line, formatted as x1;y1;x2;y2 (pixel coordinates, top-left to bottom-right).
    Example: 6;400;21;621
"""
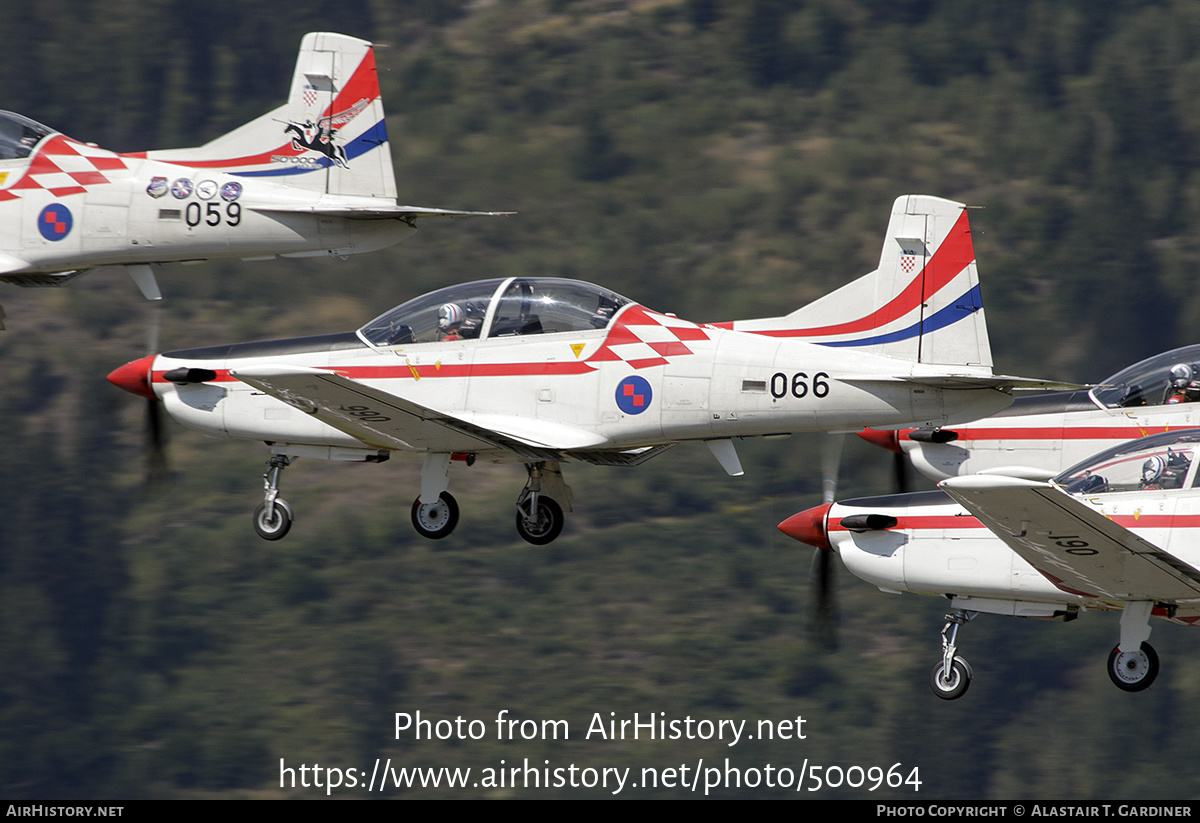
230;366;608;460
940;475;1200;602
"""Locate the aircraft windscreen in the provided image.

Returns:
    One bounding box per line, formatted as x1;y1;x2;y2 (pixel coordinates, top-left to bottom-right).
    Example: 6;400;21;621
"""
1054;429;1200;494
0;111;55;161
1091;343;1200;409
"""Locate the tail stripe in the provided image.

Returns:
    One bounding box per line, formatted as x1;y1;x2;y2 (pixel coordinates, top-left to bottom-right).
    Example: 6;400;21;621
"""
818;284;982;348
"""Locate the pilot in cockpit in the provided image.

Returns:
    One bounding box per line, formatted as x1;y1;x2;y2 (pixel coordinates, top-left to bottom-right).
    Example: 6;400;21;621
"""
1163;363;1200;404
1140;449;1191;489
437;302;482;341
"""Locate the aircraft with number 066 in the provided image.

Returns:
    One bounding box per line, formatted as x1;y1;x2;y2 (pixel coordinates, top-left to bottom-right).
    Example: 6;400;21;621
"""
107;195;1052;544
780;428;1200;700
857;343;1200;484
0;32;501;320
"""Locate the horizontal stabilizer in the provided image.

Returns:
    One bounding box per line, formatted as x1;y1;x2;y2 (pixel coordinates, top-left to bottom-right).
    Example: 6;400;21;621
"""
843;374;1086;391
251;204;515;220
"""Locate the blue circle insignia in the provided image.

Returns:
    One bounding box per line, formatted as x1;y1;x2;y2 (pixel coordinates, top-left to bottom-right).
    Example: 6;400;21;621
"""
171;178;193;199
615;375;652;415
37;204;73;241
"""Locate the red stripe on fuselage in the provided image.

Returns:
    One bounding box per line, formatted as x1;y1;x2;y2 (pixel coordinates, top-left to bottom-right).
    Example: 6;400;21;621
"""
150;359;598;385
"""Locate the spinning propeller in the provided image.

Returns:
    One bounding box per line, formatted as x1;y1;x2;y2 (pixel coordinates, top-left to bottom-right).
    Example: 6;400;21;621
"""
108;303;168;481
810;433;843;650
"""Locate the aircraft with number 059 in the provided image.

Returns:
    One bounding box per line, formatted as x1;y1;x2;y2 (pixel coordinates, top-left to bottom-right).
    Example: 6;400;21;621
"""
107;195;1052;544
858;343;1200;484
780;428;1200;699
0;32;501;319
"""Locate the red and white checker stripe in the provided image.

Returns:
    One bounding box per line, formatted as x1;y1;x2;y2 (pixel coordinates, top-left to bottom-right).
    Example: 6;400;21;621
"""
587;305;712;370
0;135;130;201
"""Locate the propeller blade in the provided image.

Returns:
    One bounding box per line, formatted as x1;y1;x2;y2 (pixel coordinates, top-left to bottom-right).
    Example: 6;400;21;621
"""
893;451;910;494
145;396;168;483
809;547;838;650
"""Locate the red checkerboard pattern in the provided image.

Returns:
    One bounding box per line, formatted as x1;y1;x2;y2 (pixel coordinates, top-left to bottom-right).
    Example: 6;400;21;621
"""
587;305;712;370
0;135;130;202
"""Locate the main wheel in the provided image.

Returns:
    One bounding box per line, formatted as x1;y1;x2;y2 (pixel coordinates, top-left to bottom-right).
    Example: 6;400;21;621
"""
1108;642;1159;691
253;499;294;541
929;657;972;700
515;497;564;545
411;492;459;539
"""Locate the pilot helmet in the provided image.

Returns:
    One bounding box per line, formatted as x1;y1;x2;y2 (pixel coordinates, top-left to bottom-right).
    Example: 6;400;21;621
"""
438;303;464;331
1169;363;1193;389
1142;455;1167;484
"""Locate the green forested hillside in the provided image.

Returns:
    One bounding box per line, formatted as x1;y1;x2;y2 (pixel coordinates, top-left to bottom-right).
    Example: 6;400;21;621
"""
4;0;1200;798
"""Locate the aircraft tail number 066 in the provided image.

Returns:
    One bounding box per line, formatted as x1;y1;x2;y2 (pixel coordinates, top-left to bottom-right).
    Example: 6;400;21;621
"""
771;372;830;400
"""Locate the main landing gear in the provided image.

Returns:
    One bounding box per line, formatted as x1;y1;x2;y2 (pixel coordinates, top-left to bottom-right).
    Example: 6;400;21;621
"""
929;609;975;700
1107;601;1159;692
406;456;572;544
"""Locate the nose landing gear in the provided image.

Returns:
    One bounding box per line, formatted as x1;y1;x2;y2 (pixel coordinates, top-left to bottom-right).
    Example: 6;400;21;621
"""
254;454;295;540
929;609;975;700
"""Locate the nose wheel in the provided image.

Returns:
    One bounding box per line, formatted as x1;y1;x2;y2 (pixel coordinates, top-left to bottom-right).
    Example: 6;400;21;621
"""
254;499;294;540
411;491;460;539
253;454;295;541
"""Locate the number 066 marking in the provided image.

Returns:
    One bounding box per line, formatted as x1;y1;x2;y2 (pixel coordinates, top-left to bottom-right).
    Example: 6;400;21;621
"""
771;371;830;399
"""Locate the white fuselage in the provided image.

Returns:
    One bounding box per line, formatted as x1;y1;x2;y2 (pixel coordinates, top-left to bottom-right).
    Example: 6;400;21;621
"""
0;137;409;277
148;301;1015;458
825;488;1200;624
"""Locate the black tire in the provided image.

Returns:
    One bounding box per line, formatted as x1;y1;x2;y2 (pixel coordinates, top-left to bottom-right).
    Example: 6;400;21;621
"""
411;492;459;539
515;497;564;545
1107;642;1159;692
929;657;972;700
253;499;294;541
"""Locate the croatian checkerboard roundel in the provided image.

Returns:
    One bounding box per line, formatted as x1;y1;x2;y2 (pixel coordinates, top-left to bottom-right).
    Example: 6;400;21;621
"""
615;375;652;415
37;204;72;241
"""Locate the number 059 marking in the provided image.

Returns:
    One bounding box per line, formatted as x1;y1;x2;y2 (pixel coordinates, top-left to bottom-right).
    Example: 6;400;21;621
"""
770;372;830;399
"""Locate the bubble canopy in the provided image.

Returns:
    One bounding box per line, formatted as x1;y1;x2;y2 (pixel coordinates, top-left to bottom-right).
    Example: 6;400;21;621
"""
1090;343;1200;409
357;277;633;347
1055;429;1200;494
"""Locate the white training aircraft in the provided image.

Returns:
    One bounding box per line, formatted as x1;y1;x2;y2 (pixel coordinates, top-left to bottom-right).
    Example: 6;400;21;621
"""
0;32;500;319
858;344;1200;483
107;195;1044;544
780;429;1200;699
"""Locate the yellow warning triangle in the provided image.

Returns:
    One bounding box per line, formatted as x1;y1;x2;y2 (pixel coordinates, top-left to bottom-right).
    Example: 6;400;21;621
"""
570;344;585;359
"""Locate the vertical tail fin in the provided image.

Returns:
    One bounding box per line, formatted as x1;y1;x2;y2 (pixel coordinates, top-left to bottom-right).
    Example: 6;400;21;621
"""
144;33;397;201
732;195;992;370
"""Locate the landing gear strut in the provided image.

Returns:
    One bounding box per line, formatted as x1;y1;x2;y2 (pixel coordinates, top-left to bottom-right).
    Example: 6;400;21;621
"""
515;461;567;545
254;454;295;540
929;609;975;700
